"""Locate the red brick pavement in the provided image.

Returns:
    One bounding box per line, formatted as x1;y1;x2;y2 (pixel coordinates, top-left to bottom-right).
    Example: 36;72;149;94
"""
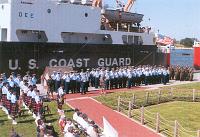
67;98;161;137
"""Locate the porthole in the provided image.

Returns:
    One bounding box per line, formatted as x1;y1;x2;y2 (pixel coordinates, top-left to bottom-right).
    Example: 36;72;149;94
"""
85;13;88;17
47;9;51;13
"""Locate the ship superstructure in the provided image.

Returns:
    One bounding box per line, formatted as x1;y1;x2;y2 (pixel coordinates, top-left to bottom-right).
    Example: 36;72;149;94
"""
0;0;167;75
0;0;154;45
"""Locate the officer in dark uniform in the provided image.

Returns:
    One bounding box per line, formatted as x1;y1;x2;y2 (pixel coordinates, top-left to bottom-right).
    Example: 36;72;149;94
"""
189;68;194;81
180;68;185;81
85;69;90;92
94;69;100;89
175;67;180;80
90;68;95;87
70;71;77;93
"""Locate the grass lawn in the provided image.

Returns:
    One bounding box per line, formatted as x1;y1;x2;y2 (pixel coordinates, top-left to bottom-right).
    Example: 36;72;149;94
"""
95;82;200;110
0;101;74;137
95;82;200;137
131;101;200;137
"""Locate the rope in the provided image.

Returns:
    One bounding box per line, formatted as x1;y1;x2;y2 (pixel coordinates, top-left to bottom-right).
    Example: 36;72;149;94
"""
120;102;129;107
161;130;173;137
144;113;156;120
178;129;196;137
159;120;174;129
143;108;156;115
177;122;197;133
159;115;174;124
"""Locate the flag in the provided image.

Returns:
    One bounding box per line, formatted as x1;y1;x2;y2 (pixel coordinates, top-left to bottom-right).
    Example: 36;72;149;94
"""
156;34;174;45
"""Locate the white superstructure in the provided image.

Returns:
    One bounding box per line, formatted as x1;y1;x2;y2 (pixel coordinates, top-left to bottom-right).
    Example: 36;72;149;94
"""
0;0;154;45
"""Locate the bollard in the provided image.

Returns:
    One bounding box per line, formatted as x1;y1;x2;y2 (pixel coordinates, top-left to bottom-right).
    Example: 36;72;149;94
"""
158;90;161;103
132;94;136;105
197;130;200;137
145;92;149;104
141;106;144;125
128;101;132;118
174;120;178;137
156;113;160;133
193;89;195;102
117;96;121;112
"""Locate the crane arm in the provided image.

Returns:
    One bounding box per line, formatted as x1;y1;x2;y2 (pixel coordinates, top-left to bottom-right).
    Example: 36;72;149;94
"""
124;0;135;12
92;0;102;7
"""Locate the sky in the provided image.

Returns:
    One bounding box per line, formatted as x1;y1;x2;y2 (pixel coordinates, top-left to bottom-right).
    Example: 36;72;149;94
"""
104;0;200;40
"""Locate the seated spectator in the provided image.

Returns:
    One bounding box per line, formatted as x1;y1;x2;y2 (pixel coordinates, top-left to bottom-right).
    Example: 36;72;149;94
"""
86;121;95;135
64;127;75;137
72;108;79;122
64;118;75;134
58;115;66;133
87;125;99;137
77;114;89;130
36;119;46;137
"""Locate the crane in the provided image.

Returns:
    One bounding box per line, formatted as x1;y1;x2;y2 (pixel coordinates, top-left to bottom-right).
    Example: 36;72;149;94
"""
124;0;135;12
92;0;102;7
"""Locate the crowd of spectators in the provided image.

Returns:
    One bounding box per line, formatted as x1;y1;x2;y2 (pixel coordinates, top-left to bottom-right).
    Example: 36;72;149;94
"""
58;108;102;137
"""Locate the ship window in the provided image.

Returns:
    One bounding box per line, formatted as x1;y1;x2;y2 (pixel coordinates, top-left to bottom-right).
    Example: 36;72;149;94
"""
85;13;88;17
122;35;133;45
134;36;143;45
1;5;4;10
122;35;128;44
1;28;7;41
84;36;88;40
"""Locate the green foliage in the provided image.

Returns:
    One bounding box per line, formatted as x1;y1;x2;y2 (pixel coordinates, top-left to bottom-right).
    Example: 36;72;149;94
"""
180;38;196;47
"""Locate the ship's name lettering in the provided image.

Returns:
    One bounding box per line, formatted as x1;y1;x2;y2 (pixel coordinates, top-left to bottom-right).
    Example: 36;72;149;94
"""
8;58;132;70
8;59;38;70
49;58;90;68
98;58;131;67
18;12;34;18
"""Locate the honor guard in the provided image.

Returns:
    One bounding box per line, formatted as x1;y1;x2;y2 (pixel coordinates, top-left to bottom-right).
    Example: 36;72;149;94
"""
104;71;110;90
85;69;90;92
94;69;100;89
63;72;70;94
51;71;57;92
80;72;87;94
76;73;81;93
70;71;77;93
31;74;37;85
90;68;95;87
109;69;114;89
55;71;61;92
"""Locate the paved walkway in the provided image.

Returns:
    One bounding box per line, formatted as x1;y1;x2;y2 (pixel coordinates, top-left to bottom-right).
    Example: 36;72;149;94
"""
67;98;161;137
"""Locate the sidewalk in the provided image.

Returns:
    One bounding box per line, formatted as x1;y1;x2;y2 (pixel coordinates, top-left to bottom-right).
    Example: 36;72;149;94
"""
67;98;161;137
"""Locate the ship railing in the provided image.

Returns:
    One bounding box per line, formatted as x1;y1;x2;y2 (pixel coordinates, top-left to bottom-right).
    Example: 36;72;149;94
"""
50;0;92;5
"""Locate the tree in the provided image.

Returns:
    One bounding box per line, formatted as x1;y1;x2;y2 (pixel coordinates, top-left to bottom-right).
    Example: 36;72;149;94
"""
180;38;196;47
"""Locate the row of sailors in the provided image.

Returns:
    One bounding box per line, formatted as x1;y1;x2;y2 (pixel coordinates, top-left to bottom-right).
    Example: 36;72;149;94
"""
49;66;170;93
51;68;169;82
0;81;43;125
